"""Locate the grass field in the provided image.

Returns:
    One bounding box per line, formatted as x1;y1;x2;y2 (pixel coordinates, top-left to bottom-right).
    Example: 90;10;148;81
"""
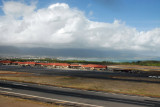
108;65;160;72
0;70;160;98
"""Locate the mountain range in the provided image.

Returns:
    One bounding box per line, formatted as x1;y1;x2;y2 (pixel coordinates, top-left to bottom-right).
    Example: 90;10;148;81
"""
0;46;159;60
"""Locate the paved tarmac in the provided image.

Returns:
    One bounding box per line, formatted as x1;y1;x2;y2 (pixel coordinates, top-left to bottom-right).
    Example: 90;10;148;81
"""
0;65;153;78
1;65;160;85
0;80;160;107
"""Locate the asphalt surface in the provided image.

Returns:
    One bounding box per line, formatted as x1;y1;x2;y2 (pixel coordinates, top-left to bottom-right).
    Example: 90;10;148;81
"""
0;65;154;78
0;80;160;107
1;65;160;84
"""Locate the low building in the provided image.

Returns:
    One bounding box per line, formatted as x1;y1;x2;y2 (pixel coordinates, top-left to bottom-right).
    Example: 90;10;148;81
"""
53;63;70;68
81;64;107;70
70;64;82;69
16;62;36;66
7;60;107;71
36;63;70;69
36;63;49;67
12;62;19;65
0;60;12;65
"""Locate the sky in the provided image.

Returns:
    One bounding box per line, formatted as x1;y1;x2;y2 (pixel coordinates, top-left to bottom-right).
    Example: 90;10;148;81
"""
0;0;160;57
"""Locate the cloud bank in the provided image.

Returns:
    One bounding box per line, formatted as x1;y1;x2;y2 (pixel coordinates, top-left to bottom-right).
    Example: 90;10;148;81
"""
0;1;160;52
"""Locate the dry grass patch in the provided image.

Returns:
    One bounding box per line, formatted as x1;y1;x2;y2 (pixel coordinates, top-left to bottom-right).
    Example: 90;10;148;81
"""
0;70;30;74
0;94;62;107
108;65;160;72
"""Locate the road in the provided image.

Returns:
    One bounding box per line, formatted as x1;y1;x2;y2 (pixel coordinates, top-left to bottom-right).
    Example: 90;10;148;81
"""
0;80;160;107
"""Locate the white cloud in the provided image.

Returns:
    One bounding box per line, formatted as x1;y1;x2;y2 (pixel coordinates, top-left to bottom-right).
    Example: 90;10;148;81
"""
0;1;160;52
2;1;36;18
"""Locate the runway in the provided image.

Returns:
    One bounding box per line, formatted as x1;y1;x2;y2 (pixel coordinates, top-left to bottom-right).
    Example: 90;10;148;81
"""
0;80;160;107
0;65;152;78
1;65;160;85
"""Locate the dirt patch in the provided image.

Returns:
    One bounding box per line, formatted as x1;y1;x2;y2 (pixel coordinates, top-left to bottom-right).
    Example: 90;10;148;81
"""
0;71;34;77
0;94;61;107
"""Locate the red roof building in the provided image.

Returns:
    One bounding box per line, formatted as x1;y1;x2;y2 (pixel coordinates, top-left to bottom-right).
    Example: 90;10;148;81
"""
70;64;82;69
35;63;70;68
0;60;107;71
12;62;36;66
81;64;107;70
0;60;12;65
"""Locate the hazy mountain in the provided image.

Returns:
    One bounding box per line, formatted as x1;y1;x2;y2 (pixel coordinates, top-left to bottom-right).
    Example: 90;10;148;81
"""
0;46;22;55
0;46;155;60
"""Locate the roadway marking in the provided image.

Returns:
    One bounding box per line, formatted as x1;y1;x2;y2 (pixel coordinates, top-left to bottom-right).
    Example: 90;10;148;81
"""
111;93;117;95
38;85;110;96
0;87;12;90
0;90;103;107
12;83;28;86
